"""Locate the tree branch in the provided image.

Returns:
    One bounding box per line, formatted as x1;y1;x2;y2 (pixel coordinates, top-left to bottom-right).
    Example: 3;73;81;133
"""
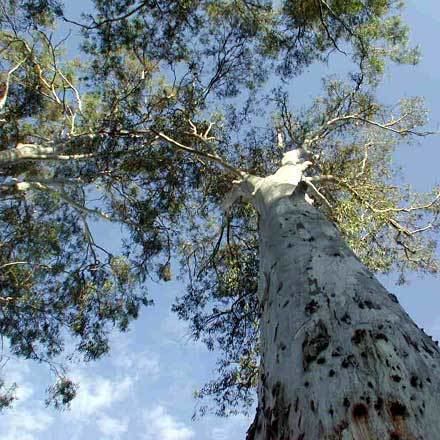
61;0;149;30
0;143;96;166
309;174;439;237
150;129;244;178
13;180;112;221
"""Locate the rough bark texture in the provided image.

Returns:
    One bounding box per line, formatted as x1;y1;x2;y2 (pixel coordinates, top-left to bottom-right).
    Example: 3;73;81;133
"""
242;151;440;440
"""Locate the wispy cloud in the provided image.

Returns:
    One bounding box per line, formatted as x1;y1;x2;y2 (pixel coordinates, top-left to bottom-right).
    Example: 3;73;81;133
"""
111;348;160;380
0;408;53;440
70;373;133;417
143;405;195;440
97;413;129;439
0;354;35;404
106;330;161;381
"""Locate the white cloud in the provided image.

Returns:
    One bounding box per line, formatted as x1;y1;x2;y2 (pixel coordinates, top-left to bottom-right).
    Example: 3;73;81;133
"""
0;355;35;405
106;330;161;380
209;414;251;440
0;408;53;440
97;413;128;439
143;405;195;440
111;349;160;380
70;373;133;417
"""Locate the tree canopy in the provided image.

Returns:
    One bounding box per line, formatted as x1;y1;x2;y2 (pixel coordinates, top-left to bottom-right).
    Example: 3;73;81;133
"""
0;0;438;413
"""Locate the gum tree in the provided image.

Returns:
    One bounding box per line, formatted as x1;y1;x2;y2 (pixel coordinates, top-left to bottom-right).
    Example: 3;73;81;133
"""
1;0;440;437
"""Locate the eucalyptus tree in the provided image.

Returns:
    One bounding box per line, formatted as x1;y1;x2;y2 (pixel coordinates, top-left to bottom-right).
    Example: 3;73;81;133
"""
1;0;440;437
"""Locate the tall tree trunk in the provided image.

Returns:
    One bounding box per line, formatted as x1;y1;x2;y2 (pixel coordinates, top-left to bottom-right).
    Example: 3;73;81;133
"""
240;161;440;439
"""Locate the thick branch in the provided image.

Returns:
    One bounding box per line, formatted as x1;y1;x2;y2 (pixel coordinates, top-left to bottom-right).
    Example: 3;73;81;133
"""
0;144;95;166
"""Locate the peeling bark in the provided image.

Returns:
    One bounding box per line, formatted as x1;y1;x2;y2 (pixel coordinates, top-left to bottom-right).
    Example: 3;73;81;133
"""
242;150;440;440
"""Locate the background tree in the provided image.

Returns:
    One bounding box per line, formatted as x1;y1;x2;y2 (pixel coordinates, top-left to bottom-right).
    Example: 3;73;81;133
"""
0;0;439;436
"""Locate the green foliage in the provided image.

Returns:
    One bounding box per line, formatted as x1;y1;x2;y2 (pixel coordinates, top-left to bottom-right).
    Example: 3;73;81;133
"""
0;379;16;411
45;377;78;410
0;0;437;417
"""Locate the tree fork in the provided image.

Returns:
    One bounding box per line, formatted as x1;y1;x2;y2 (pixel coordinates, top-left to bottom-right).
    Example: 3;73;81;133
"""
240;152;440;440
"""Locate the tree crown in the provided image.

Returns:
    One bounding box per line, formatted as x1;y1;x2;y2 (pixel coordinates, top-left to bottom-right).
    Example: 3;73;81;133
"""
0;0;437;413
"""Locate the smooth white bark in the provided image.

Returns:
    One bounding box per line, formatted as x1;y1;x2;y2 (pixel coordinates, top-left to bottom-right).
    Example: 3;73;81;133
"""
0;143;94;165
240;150;440;440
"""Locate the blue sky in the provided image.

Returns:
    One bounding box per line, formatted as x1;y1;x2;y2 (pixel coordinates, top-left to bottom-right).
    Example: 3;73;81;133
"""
1;1;439;439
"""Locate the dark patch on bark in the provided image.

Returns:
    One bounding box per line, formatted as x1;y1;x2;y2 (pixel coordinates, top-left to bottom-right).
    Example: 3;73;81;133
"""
343;397;350;408
402;332;420;353
364;299;381;310
334;419;349;436
341;313;352;324
391;375;402;383
308;277;320;296
352;329;367;344
302;320;330;370
352;403;368;418
310;400;316;412
332;346;343;357
389;293;399;303
389;432;401;440
329;369;336;377
282;299;289;308
296;222;305;230
353;294;367;309
322;242;342;257
262;271;271;305
373;332;389;342
388;402;415;440
421;340;435;356
305;299;319;315
389;401;409;418
341;354;358;368
265;381;291;440
274;323;278;342
374;398;384;412
317;357;326;364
